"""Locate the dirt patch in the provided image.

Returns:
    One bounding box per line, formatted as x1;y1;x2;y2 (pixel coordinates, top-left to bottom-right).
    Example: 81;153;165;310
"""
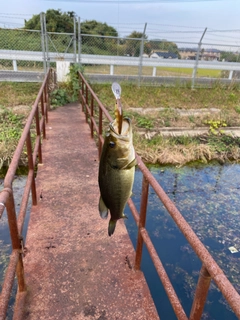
7;105;31;116
129;107;221;117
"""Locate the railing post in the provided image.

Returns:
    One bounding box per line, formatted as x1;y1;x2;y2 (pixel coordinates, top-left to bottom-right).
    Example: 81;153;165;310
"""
42;85;47;123
5;192;26;292
135;176;149;270
77;72;81;102
35;105;42;164
85;86;89;123
81;77;85;112
53;68;57;87
45;73;50;112
41;94;46;139
98;108;103;159
189;264;211;320
90;95;94;138
26;132;37;206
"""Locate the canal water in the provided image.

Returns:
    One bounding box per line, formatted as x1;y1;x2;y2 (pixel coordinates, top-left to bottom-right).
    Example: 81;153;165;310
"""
0;176;31;318
125;163;240;320
1;163;240;319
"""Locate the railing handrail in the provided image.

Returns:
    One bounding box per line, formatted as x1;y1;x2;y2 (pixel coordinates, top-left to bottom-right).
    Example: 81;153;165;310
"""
78;70;240;320
4;71;51;189
0;68;56;320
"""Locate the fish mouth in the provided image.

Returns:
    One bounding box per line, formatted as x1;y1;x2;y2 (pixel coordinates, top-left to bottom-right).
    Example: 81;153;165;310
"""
109;117;132;139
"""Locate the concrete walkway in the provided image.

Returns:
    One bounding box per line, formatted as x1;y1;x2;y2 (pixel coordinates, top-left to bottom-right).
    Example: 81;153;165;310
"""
23;103;159;320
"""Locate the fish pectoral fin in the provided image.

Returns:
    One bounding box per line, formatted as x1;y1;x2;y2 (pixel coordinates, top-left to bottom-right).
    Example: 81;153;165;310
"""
122;158;137;170
121;213;128;220
99;196;108;219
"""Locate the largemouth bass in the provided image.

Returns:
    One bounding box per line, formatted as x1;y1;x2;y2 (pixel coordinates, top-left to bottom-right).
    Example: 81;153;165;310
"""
98;116;136;236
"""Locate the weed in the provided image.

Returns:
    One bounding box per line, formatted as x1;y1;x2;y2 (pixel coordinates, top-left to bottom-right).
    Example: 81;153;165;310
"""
228;92;238;102
174;135;195;146
136;116;154;129
207;134;240;153
50;88;70;106
235;105;240;114
0;82;40;106
158;108;179;127
188;115;195;123
67;63;85;101
145;135;164;147
204;119;227;135
0;107;23;142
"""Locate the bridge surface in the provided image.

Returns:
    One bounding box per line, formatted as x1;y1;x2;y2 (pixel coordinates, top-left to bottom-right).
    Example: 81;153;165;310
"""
22;102;159;320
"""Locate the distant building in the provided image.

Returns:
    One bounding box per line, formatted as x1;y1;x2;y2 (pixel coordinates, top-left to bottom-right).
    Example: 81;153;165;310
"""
149;51;178;59
201;49;221;61
179;47;221;61
179;48;198;60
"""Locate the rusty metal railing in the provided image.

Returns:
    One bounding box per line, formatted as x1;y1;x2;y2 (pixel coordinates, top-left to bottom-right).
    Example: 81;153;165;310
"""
78;71;240;320
0;68;56;320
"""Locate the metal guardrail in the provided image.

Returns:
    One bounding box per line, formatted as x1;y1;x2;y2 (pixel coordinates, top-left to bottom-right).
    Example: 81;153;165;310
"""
78;71;240;320
0;68;56;320
1;50;240;71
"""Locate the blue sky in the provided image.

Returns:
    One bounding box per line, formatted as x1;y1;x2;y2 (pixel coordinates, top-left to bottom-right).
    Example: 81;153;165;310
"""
0;0;240;46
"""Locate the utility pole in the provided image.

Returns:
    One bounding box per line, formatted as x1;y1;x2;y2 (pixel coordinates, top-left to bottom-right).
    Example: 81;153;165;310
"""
73;15;77;63
40;12;46;74
138;22;147;87
43;13;49;70
78;17;81;65
191;27;207;89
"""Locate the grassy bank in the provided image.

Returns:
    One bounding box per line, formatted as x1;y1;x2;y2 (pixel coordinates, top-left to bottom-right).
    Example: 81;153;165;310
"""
0;82;41;168
91;82;240;165
84;65;222;78
0;81;240;168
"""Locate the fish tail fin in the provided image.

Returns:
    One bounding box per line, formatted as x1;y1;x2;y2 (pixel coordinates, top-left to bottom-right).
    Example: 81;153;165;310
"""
108;220;117;237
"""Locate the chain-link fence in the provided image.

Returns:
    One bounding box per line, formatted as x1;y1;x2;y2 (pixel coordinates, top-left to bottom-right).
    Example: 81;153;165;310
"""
80;34;240;86
0;29;43;72
1;13;240;86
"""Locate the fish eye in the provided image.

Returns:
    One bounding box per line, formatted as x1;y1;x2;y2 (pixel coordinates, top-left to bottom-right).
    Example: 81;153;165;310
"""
109;141;115;148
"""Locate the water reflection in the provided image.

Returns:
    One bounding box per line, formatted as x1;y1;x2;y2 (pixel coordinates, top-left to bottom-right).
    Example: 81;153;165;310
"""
125;163;240;320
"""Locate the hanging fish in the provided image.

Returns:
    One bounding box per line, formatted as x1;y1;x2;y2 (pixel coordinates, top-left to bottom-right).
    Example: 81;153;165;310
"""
98;83;136;236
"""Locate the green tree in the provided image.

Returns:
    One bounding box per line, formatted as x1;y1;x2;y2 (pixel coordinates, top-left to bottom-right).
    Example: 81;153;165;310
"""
24;9;75;33
147;39;179;55
220;51;238;62
81;20;118;37
81;20;118;55
24;12;119;55
124;31;147;57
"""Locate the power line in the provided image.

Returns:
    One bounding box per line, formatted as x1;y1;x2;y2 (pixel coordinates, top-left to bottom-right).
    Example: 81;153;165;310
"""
0;13;33;16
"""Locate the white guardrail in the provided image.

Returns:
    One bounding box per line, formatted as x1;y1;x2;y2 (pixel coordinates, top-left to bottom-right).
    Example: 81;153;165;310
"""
1;49;240;79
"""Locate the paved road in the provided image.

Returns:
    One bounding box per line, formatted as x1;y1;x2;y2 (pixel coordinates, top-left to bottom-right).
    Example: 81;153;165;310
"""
1;70;240;86
0;70;45;82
